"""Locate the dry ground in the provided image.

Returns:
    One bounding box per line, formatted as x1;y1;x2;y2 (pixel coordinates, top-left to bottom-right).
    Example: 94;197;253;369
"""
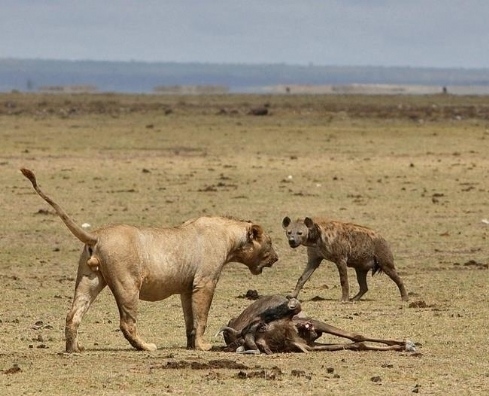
0;93;488;395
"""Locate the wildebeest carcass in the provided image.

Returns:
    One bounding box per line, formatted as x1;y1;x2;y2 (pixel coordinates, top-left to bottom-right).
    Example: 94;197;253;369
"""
219;295;416;354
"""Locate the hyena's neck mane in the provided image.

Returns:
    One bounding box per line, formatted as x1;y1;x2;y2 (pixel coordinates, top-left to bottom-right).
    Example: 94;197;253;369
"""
306;223;321;245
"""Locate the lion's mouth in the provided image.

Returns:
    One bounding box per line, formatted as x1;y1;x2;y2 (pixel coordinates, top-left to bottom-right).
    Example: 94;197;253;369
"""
255;264;269;274
253;256;278;274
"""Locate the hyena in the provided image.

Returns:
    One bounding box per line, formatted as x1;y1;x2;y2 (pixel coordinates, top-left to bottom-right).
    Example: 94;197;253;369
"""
282;217;408;302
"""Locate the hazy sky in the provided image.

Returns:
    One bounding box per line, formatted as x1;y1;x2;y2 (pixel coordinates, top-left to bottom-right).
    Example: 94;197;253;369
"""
2;1;488;68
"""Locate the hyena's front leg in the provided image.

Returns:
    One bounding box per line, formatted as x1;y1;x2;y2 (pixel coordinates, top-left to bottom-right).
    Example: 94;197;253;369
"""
289;256;322;298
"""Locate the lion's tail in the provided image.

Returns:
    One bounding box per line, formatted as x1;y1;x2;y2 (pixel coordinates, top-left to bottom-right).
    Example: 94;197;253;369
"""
20;168;98;246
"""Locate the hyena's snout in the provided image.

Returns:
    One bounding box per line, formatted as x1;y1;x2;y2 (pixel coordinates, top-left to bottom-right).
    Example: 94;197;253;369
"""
287;238;301;248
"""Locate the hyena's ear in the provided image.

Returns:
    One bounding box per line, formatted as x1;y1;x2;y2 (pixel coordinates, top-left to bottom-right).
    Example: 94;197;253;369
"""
282;216;291;228
248;224;264;241
304;217;320;242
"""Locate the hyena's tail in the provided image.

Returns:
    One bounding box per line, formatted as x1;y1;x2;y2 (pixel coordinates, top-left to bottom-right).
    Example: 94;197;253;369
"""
372;256;384;276
20;168;98;246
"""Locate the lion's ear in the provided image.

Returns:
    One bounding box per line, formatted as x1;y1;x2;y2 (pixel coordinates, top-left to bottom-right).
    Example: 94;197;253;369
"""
304;217;314;228
282;216;291;228
248;224;264;241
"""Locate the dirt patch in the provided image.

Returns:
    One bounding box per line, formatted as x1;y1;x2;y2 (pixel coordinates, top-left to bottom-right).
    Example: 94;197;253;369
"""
237;289;261;300
152;359;249;371
2;365;22;375
461;260;488;269
235;366;283;380
408;300;429;308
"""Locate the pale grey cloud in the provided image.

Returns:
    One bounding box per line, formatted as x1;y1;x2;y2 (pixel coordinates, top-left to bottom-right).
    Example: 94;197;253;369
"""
1;0;488;68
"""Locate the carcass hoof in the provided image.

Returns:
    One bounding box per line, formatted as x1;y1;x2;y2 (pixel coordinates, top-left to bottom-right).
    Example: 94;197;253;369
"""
405;340;416;352
236;346;261;355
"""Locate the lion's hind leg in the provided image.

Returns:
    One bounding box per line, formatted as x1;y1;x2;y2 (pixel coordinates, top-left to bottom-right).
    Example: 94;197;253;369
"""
110;280;157;352
66;269;107;353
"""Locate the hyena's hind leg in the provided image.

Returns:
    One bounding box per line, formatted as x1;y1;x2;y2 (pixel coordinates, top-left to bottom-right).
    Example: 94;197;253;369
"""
375;239;409;301
351;267;369;301
381;265;409;301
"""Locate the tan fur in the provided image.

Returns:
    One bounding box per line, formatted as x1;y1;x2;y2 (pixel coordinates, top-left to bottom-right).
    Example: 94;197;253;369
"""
21;168;278;352
86;256;100;271
282;216;408;302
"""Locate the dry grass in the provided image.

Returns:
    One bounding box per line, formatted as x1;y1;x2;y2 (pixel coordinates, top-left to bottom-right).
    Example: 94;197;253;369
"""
1;93;488;395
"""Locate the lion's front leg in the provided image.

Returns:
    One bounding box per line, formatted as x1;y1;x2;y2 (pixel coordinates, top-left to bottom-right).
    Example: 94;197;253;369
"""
180;292;195;349
191;278;217;351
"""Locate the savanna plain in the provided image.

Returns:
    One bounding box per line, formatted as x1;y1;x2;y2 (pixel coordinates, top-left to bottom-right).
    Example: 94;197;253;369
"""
0;93;488;395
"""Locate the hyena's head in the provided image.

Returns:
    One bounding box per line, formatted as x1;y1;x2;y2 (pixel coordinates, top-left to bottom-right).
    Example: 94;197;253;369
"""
282;217;320;248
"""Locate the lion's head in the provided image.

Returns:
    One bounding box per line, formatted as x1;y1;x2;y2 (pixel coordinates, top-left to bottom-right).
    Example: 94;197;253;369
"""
233;224;278;275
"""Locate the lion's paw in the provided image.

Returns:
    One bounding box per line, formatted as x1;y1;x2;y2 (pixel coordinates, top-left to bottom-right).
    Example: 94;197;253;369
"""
196;342;212;351
144;343;158;351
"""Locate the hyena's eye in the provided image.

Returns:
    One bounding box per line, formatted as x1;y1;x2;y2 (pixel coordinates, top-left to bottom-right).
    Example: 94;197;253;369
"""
297;231;303;236
287;231;292;235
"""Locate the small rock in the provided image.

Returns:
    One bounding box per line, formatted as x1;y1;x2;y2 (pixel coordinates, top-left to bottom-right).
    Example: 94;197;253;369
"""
408;300;428;308
3;364;21;375
291;369;306;377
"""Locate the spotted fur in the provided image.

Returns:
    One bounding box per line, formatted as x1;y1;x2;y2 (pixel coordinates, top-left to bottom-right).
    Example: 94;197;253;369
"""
282;216;408;302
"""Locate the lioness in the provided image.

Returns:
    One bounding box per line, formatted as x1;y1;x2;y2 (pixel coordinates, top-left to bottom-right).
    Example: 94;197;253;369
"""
20;168;278;352
282;216;408;302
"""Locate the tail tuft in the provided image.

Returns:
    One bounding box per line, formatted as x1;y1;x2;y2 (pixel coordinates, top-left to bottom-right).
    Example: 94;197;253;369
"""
20;168;38;187
404;340;417;352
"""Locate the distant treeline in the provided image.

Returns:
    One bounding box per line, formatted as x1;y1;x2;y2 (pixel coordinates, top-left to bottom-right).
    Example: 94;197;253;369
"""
1;58;489;93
